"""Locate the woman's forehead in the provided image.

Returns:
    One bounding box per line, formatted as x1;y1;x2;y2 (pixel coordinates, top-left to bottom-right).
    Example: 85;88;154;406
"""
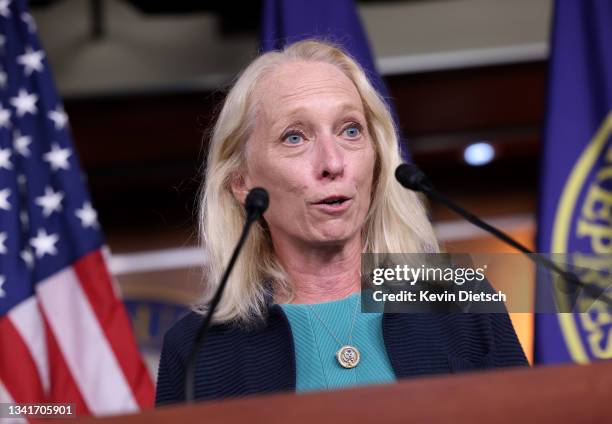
255;61;363;113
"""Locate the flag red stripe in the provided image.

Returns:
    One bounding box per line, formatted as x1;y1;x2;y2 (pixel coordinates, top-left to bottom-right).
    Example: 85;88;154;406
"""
42;315;91;416
0;316;45;403
72;250;154;408
37;265;137;413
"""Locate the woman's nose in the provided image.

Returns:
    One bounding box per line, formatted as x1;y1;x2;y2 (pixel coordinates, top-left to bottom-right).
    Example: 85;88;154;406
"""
315;133;345;179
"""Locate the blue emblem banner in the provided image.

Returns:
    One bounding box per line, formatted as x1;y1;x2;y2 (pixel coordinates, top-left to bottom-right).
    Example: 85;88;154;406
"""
535;0;612;364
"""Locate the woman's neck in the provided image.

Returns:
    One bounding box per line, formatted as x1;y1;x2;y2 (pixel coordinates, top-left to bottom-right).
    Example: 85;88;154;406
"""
273;234;362;304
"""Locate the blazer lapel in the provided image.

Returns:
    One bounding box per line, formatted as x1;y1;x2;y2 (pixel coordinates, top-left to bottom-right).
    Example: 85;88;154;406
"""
382;313;455;378
195;304;296;400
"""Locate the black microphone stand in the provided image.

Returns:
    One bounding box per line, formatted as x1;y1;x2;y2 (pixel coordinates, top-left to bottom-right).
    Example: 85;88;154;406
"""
395;163;612;308
184;187;269;402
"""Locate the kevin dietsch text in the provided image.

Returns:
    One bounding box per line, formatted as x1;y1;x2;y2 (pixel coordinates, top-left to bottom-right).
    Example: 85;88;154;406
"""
372;290;507;303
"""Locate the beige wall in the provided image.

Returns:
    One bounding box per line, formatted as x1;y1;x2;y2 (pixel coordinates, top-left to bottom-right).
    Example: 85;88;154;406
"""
33;0;551;96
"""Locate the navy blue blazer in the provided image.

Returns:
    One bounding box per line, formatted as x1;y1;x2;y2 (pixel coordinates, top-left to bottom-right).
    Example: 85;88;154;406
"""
155;303;529;405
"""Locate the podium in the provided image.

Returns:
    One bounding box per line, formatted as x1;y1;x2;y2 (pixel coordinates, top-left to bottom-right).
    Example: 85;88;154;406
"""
69;361;612;423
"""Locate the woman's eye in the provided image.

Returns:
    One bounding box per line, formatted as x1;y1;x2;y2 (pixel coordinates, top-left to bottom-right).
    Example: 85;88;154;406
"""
343;124;362;139
282;132;304;145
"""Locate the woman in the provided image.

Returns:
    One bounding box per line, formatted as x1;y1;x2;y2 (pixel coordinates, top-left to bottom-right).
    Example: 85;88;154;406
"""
156;39;528;404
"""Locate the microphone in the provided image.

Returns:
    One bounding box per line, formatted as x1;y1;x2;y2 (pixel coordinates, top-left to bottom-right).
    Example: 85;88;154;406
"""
245;187;269;222
184;187;269;402
395;163;433;192
395;163;612;308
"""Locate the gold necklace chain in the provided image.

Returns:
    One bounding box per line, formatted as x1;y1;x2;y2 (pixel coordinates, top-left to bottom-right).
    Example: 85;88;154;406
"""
307;293;361;369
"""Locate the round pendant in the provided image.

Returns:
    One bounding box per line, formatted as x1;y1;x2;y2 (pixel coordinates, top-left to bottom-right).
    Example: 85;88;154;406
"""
337;345;360;368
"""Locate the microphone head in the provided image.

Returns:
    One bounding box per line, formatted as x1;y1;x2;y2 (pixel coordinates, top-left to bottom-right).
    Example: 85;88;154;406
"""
245;187;269;220
395;163;431;192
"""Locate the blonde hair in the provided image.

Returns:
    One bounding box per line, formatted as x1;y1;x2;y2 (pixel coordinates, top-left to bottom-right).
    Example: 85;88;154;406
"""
197;39;439;327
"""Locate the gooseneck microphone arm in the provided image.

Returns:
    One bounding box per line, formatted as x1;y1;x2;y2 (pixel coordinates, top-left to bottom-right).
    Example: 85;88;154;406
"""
184;187;269;402
395;163;612;307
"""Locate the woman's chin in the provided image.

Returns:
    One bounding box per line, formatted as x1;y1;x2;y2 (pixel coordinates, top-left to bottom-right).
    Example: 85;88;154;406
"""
309;228;358;246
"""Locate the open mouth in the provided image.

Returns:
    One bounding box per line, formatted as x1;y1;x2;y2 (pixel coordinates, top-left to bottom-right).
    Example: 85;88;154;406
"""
316;196;350;205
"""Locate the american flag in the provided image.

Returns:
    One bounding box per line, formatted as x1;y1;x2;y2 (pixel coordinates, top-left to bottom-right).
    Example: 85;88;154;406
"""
0;0;154;416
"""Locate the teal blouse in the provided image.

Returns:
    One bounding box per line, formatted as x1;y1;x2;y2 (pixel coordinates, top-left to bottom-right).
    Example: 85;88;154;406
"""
279;293;396;393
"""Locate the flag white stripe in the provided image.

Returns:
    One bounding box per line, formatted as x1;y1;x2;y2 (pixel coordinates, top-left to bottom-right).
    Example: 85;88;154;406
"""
36;266;138;415
0;379;27;423
8;297;50;394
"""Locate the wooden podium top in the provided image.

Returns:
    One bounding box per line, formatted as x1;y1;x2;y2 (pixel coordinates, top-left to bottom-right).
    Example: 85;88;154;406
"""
69;361;612;423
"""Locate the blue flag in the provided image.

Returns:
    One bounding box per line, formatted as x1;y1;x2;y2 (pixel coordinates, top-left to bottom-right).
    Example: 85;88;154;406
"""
535;0;612;364
260;0;409;160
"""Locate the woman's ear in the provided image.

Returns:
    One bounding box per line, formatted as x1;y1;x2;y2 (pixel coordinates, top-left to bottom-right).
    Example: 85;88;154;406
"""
230;173;250;205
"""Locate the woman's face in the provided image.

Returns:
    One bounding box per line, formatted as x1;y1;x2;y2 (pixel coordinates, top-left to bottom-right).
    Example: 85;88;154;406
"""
233;60;376;248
